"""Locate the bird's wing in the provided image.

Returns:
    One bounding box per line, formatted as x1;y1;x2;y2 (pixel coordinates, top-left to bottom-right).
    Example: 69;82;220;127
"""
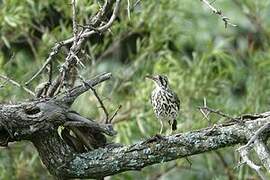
168;89;180;110
174;92;180;110
150;90;155;106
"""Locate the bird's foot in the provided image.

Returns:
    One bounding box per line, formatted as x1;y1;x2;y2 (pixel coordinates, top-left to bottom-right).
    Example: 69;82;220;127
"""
142;134;165;144
154;133;166;140
169;128;173;135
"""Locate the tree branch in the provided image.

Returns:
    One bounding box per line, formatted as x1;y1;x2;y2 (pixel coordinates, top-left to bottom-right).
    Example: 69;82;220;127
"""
25;0;120;85
59;72;112;105
200;0;237;28
1;91;270;178
0;74;35;96
65;112;116;136
52;113;270;178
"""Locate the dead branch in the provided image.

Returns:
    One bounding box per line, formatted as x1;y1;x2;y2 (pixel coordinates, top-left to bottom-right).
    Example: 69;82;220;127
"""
65;112;116;136
25;0;121;85
44;112;270;178
0;74;35;96
237;122;270;179
237;146;266;180
200;0;237;28
3;0;269;179
60;72;112;104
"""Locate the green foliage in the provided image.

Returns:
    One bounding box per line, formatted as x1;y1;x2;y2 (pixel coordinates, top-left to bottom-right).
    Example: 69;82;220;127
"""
0;0;270;179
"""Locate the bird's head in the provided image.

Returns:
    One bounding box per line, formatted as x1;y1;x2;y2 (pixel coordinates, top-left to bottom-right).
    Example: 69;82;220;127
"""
145;74;169;89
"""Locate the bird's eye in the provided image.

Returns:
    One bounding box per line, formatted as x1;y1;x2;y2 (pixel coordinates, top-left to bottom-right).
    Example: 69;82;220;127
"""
158;76;163;83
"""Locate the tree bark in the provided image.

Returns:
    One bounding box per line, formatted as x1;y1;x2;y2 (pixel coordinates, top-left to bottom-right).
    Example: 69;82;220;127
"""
1;86;270;179
55;113;270;178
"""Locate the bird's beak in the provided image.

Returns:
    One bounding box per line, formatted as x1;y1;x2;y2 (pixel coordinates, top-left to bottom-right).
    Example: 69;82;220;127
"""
145;75;155;80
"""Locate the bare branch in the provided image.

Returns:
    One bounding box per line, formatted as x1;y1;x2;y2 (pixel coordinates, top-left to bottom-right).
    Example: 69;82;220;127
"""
60;72;112;105
241;122;270;149
200;0;237;28
108;105;122;123
127;0;131;20
25;43;62;85
237;122;270;178
65;112;117;136
53;114;270;178
0;75;35;96
1;96;270;179
72;0;78;40
25;0;121;86
237;146;266;180
83;80;110;123
198;103;238;122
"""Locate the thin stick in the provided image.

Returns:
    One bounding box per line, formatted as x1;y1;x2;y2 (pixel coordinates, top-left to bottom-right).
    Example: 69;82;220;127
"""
78;75;109;123
108;105;122;124
48;61;53;85
25;42;63;85
200;0;237;28
72;0;78;40
237;147;266;180
127;0;131;20
198;106;236;120
198;97;211;125
133;0;141;8
239;122;270;151
0;75;35;96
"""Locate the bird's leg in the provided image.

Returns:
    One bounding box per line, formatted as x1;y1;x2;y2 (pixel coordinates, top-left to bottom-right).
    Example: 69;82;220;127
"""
170;125;173;135
168;119;173;135
159;120;164;134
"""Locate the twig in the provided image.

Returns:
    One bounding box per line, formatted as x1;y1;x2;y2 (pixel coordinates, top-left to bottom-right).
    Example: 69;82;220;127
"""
108;105;122;124
197;97;241;126
240;122;270;150
133;0;141;8
58;0;121;93
0;75;35;96
198;97;211;125
198;106;236;121
72;0;78;41
25;0;121;86
70;51;85;68
48;61;53;85
236;122;270;179
200;0;237;28
127;0;131;20
73;0;121;39
78;75;110;123
90;87;109;123
60;72;112;104
25;42;63;85
237;147;266;180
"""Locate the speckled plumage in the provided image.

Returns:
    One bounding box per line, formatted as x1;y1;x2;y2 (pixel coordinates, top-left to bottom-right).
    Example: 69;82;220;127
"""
147;75;180;134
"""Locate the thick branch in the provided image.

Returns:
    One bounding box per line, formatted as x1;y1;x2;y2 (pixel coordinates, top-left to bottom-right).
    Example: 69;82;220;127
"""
237;121;270;176
253;140;270;172
54;114;270;178
65;112;116;136
59;72;112;105
1;95;270;178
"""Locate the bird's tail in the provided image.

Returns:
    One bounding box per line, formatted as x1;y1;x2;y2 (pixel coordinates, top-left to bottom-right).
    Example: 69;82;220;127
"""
172;119;177;131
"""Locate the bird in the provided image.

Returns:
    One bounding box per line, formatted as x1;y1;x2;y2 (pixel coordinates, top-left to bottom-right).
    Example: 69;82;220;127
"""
146;74;180;134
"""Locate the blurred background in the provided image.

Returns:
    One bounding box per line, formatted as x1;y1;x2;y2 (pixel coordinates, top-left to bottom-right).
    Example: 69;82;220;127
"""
0;0;270;179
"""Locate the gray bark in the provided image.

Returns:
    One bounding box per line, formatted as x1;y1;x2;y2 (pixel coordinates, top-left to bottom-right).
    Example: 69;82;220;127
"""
1;82;270;179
